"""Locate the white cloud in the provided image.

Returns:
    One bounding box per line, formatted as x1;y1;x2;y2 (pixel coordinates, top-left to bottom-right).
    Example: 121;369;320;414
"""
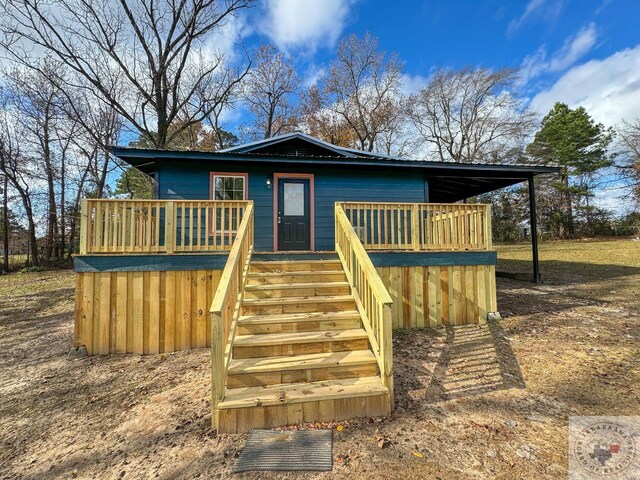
401;73;430;95
520;23;597;84
301;63;326;88
530;44;640;127
260;0;357;53
203;13;251;65
508;0;563;36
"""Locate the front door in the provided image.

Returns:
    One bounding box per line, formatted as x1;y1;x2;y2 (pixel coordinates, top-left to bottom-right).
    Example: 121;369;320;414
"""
277;178;311;251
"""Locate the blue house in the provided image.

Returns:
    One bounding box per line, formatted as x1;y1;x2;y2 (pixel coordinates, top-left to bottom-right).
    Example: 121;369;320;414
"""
74;133;557;432
111;132;554;253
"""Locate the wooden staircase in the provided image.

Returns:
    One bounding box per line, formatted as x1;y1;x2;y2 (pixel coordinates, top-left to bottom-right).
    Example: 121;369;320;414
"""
215;259;391;433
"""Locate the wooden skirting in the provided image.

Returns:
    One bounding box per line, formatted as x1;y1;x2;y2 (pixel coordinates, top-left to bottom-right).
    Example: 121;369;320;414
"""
74;270;222;355
377;264;497;328
74;262;497;355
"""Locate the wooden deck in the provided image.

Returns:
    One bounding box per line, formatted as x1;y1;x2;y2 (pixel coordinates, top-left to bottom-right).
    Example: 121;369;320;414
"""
73;199;498;431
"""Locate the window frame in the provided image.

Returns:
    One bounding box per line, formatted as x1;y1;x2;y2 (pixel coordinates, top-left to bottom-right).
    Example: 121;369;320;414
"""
209;172;249;201
208;172;249;238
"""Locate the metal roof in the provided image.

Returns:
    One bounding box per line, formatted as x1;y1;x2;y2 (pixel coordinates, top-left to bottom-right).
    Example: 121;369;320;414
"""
110;134;559;202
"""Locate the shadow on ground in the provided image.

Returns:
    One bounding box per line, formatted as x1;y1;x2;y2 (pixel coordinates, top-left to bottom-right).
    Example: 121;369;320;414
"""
392;320;525;410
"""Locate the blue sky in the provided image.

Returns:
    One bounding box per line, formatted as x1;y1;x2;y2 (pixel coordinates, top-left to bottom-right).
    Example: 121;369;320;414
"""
215;0;639;213
229;0;640;129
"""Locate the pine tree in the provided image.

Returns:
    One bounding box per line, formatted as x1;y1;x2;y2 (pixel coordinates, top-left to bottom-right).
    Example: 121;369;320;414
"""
527;103;614;238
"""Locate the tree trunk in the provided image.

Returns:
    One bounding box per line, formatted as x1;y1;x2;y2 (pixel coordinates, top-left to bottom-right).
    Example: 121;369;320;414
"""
43;119;58;260
2;174;8;274
59;153;66;261
24;203;39;267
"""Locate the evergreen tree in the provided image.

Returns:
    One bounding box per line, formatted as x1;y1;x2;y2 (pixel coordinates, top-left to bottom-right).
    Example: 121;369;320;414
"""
527;103;614;238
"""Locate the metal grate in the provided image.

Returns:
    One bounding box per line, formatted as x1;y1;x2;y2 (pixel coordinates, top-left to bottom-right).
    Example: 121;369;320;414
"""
233;429;333;473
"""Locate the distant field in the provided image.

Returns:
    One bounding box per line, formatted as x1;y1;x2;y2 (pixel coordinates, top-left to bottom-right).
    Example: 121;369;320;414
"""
1;254;28;270
496;238;640;308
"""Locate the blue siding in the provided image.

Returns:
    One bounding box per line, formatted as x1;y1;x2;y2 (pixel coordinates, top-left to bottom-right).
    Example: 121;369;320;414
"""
157;160;428;252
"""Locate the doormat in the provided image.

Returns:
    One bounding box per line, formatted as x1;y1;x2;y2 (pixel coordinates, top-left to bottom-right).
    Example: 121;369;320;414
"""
233;429;333;473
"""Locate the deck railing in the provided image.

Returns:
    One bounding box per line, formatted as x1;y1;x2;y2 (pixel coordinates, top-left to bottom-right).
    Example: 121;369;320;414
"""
79;199;250;254
335;204;394;405
209;202;254;429
337;202;492;251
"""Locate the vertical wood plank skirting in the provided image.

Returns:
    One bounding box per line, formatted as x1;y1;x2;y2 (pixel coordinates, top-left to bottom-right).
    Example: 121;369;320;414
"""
376;264;497;328
74;263;496;355
75;270;222;355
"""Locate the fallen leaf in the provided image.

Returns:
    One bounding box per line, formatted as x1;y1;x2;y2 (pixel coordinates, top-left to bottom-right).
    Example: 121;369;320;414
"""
411;450;424;458
336;425;343;432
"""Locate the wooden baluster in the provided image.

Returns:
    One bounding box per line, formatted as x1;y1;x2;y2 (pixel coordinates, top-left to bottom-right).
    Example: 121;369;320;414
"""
79;200;89;254
165;202;174;253
411;204;419;251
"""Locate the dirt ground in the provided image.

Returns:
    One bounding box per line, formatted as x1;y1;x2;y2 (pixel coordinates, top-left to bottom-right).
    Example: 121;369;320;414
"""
1;239;639;479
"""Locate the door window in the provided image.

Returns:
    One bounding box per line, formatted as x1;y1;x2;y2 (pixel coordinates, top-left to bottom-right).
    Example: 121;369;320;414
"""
283;183;305;216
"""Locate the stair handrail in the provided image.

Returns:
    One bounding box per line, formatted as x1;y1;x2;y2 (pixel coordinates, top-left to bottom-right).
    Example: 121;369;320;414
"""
335;203;394;407
210;201;254;429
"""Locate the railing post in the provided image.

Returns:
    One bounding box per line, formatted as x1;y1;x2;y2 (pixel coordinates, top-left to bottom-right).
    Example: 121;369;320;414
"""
381;303;394;411
411;204;420;251
165;201;175;254
79;199;89;254
485;204;493;250
210;311;224;430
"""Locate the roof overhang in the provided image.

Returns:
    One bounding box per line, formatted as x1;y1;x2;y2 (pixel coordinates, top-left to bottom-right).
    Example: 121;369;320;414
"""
111;146;560;202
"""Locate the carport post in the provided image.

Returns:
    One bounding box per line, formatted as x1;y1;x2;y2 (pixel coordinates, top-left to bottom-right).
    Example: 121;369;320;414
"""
528;175;541;284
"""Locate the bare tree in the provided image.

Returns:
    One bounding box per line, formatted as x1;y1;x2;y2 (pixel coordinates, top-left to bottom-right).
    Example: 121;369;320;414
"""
617;119;640;205
244;45;300;139
317;33;406;153
1;0;253;148
0;102;40;266
1;172;8;273
300;85;357;147
408;67;535;163
5;62;65;259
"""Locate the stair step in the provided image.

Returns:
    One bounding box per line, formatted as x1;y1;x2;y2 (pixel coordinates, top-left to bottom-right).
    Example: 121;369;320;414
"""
247;270;346;285
237;310;361;334
228;350;377;374
250;260;342;273
234;329;368;347
241;295;356;315
232;328;370;358
242;294;354;306
227;350;378;387
244;282;350;299
218;376;388;410
246;281;349;291
239;310;361;325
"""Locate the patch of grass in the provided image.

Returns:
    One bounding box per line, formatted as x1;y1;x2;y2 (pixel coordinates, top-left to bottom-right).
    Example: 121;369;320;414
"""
496;238;640;309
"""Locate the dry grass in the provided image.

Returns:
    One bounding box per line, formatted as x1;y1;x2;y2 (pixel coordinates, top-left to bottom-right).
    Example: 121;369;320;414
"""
496;238;640;308
0;239;638;479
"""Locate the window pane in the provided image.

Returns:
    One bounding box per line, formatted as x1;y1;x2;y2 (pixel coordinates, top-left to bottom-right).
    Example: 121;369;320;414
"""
214;175;246;201
283;183;304;216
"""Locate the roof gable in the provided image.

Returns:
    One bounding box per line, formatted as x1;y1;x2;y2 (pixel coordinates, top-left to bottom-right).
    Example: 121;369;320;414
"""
218;132;356;157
